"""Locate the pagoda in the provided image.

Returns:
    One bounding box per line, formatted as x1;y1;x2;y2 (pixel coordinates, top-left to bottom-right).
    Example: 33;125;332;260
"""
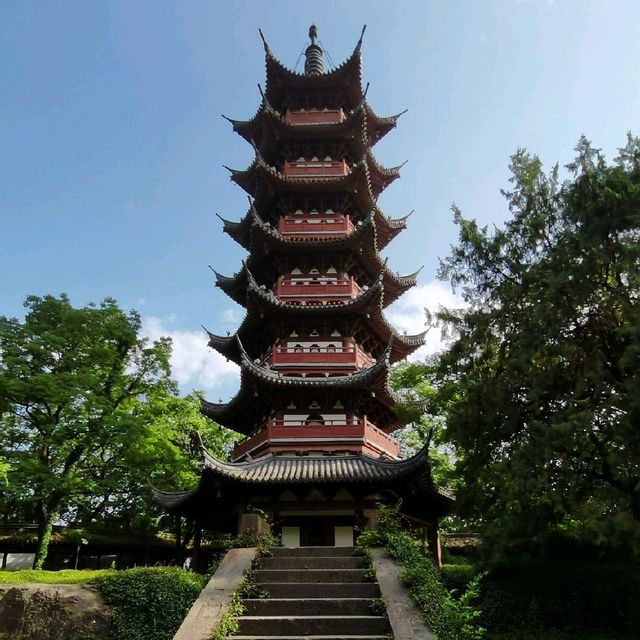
155;25;452;562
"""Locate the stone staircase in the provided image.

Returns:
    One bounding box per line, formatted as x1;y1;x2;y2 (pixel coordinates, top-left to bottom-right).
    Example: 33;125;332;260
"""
230;546;391;640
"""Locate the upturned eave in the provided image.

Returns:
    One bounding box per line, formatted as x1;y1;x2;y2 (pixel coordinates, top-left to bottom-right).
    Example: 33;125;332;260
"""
152;440;454;516
226;100;403;157
261;31;365;111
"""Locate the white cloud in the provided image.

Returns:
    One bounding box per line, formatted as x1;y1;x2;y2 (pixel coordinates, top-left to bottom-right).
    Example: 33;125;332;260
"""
386;279;466;360
142;316;240;397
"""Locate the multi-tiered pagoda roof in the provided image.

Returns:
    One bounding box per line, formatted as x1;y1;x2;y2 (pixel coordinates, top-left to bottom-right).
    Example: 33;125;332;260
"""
156;25;452;554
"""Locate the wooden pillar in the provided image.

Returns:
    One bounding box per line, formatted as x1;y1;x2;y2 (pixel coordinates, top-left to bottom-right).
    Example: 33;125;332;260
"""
427;524;443;568
192;521;202;573
175;515;184;566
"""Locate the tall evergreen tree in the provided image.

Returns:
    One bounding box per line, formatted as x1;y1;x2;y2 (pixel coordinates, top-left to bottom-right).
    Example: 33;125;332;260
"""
436;135;640;555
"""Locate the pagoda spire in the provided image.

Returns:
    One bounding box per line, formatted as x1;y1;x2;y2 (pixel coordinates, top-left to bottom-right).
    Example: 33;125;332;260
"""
304;24;324;75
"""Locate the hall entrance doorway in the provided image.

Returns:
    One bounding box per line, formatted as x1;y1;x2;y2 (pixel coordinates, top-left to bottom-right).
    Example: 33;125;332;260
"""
279;515;355;547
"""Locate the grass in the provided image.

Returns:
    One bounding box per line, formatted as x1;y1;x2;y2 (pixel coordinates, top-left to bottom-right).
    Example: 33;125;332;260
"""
489;632;635;640
0;568;116;584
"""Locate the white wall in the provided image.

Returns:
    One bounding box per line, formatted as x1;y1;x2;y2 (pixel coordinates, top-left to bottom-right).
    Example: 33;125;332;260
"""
3;553;35;570
334;526;354;547
281;526;301;548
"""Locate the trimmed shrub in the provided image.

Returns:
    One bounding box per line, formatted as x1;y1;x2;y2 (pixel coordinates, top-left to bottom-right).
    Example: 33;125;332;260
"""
95;567;206;640
480;560;640;637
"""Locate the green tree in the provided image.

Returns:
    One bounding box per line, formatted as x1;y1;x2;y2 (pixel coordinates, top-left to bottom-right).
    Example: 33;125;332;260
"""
0;458;8;487
0;294;236;568
391;361;457;489
66;390;237;532
436;135;640;555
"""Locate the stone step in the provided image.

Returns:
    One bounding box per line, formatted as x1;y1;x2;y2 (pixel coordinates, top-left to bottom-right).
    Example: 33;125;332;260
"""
242;597;374;617
271;546;356;557
255;569;368;584
258;556;368;570
236;615;390;636
230;636;390;640
260;582;380;599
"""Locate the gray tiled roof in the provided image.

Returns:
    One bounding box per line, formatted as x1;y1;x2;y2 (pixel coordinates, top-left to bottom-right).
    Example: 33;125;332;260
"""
205;276;425;367
201;447;427;483
219;203;410;252
226;100;401;160
152;444;454;511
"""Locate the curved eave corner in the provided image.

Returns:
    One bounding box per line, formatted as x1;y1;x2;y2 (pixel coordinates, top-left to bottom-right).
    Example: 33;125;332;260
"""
261;26;366;108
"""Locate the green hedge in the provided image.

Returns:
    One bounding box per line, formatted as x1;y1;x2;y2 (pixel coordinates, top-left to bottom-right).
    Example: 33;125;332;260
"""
95;567;206;640
441;563;478;596
480;560;640;637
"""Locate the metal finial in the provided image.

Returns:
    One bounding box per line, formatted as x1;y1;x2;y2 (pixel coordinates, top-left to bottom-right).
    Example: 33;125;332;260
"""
304;23;323;75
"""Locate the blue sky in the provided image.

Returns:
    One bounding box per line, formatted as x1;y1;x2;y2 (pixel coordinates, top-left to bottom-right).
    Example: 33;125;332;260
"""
2;0;639;400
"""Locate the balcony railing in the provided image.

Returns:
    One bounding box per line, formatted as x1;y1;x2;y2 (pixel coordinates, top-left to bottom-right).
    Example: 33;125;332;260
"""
275;277;362;301
233;417;400;460
285;109;345;126
269;344;372;369
283;160;349;178
278;215;354;237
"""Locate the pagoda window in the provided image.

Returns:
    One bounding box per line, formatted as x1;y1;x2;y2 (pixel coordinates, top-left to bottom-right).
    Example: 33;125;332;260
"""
309;209;319;215
291;267;302;275
326;344;337;353
309;344;320;353
309;267;320;275
305;414;325;426
294;209;303;216
293;344;303;353
327;266;337;274
309;329;319;337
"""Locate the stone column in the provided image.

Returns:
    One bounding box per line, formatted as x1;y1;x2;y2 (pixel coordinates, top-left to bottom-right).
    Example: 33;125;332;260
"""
238;513;269;538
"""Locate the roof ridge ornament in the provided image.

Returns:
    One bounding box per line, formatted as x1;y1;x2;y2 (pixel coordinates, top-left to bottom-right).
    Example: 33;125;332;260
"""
356;24;367;51
258;28;272;56
304;24;324;75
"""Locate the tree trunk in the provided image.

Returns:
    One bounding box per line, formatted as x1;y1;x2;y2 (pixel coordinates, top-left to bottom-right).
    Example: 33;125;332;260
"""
33;510;57;570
